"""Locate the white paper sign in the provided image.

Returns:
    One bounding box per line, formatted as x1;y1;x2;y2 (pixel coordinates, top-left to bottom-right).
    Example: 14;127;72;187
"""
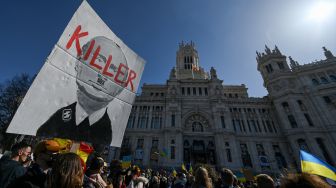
6;1;145;147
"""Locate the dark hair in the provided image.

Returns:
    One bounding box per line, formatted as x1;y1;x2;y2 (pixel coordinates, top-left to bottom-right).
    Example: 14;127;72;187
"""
11;141;31;156
47;153;83;188
220;168;234;186
280;173;331;188
88;156;104;171
256;174;274;188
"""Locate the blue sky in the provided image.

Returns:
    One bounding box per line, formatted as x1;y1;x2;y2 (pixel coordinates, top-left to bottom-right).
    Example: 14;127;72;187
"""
0;0;335;97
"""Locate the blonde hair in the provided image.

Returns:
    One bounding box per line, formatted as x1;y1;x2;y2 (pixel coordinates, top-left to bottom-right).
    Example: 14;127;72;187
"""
192;167;212;188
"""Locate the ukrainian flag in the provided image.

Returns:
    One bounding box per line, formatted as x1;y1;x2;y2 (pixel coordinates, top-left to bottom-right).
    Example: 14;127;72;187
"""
300;150;336;181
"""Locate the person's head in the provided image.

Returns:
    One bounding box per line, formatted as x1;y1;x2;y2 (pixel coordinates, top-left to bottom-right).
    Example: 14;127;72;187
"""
88;156;105;174
152;176;159;184
10;141;31;163
48;152;84;188
177;172;187;183
220;168;234;186
33;140;61;168
256;174;275;188
193;167;212;188
76;36;127;115
280;173;331;188
131;166;141;178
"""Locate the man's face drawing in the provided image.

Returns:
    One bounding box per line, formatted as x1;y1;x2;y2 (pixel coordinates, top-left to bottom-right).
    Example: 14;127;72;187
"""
75;36;127;112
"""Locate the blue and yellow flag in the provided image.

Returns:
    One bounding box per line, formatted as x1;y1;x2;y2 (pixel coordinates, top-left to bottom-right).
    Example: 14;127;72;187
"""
300;150;336;181
188;163;193;174
172;168;177;177
181;163;186;171
160;148;168;158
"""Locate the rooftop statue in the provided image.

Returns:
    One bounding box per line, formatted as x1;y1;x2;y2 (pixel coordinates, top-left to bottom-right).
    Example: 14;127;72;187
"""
210;67;217;79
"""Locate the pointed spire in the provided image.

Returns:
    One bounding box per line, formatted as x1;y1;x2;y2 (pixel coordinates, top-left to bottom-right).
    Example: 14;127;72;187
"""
265;45;271;55
289;56;299;69
274;45;281;54
322;46;334;59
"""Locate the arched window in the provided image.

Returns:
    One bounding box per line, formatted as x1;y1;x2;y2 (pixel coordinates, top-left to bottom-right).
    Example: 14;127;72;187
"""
320;77;329;84
192;122;203;132
312;79;319;85
329;75;336;82
186;114;209;131
297;100;307;111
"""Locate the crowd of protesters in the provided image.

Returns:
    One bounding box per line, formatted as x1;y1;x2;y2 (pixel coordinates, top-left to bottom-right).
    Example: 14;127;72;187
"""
0;140;334;188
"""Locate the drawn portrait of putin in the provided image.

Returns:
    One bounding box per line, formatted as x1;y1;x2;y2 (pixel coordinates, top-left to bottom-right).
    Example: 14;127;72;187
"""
37;36;128;145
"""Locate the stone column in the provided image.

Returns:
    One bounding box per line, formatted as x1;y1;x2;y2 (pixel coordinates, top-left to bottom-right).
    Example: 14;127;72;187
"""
148;106;153;129
247;141;260;172
134;106;140;129
214;134;225;167
263;141;277;171
142;136;151;167
230;137;242;170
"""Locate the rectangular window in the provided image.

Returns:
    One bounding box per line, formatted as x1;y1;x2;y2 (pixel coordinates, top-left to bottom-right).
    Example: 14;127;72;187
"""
288;115;298;128
251;120;257;132
199;87;202;96
247;120;252;132
127;116;133;128
236;120;242;132
182;87;185;95
170;146;175;159
137;139;144;148
220;116;225;128
171;114;175;127
277;62;285;70
159;117;162;129
266;120;273;133
187;87;191;95
304;113;314;127
204;88;208;95
256;120;262;132
151;117;160;129
138;116;147;129
241;120;246;132
262;120;267;132
232;119;236;132
193;87;196;95
315;138;332;165
152;139;159;148
226;148;232;162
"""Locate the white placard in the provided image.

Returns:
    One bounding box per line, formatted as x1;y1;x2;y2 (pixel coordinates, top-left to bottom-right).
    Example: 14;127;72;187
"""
6;1;145;147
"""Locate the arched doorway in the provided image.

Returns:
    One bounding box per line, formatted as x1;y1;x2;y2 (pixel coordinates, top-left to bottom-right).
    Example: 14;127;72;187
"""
183;113;216;165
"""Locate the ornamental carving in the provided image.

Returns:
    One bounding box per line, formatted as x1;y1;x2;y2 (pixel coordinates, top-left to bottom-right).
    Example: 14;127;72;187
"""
185;114;209;131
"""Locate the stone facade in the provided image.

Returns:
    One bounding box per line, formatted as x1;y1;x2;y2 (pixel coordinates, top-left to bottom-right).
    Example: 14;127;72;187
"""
117;41;336;174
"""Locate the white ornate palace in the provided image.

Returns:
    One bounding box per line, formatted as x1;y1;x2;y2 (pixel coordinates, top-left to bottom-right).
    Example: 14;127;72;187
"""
116;41;336;174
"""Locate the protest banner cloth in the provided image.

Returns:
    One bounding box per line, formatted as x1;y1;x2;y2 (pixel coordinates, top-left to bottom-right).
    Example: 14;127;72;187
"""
242;168;254;181
7;1;145;147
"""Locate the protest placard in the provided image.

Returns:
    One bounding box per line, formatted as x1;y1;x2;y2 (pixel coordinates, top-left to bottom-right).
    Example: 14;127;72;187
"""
7;1;145;147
